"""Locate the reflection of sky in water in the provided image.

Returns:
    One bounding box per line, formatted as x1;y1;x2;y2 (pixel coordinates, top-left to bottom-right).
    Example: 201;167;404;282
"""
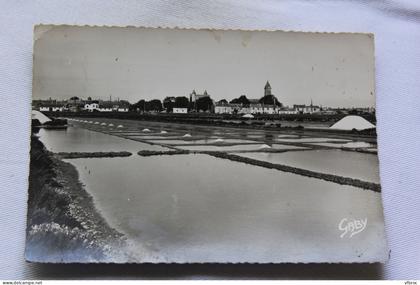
67;154;386;263
269;144;308;150
37;127;168;152
175;144;270;151
310;141;376;149
123;135;184;140
276;137;351;143
148;139;257;145
236;150;380;183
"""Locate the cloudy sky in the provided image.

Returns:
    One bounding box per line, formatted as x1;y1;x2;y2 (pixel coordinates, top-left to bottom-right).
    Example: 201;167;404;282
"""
33;26;375;108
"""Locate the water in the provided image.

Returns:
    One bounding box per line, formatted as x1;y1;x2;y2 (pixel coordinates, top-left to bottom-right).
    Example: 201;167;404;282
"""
120;136;182;140
67;154;386;263
220;120;331;129
115;135;184;141
310;141;376;149
109;133;172;137
148;139;257;145
269;144;309;150
276;137;351;143
246;135;264;139
275;134;301;138
175;144;273;151
235;150;380;183
275;120;331;129
37;127;169;153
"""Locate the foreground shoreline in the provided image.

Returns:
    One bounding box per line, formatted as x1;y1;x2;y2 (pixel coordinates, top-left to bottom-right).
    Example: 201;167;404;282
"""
25;135;126;263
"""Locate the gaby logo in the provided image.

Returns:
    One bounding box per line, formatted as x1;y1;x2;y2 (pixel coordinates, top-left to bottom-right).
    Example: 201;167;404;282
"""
339;218;367;238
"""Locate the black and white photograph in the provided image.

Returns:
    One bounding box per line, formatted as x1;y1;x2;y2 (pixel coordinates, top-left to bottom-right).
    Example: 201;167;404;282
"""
27;25;387;263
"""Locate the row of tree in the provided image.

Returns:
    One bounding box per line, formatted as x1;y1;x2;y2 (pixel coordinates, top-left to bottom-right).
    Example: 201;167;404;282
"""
129;94;282;113
130;99;164;112
163;96;189;112
130;96;214;112
229;94;282;107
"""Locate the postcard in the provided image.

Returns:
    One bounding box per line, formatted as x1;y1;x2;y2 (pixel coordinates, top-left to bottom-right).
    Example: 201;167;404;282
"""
27;25;387;263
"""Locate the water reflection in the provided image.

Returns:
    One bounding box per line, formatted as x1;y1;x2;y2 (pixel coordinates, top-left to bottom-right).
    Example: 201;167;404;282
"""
236;150;380;183
37;127;168;153
67;154;386;262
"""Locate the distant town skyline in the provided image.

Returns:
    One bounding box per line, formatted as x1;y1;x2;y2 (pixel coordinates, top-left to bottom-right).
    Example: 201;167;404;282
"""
33;26;376;108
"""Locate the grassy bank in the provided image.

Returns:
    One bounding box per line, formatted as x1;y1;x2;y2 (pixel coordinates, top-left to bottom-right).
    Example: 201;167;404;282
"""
26;136;126;263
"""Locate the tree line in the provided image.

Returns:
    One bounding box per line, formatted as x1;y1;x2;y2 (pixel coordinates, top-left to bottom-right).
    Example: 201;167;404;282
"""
129;94;282;113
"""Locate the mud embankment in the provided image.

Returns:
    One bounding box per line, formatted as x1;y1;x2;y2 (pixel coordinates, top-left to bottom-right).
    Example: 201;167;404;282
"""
135;149;380;192
26;136;126;263
56;151;132;159
137;150;190;156
203;151;381;192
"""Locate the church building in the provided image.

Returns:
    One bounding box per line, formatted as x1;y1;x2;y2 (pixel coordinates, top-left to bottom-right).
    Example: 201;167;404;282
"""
264;81;272;96
189;89;210;103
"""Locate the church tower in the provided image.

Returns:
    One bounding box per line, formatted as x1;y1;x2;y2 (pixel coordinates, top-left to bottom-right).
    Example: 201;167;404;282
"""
264;81;272;96
189;89;196;103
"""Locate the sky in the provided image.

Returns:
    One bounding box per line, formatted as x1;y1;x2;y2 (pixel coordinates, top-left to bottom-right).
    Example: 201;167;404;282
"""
33;25;376;108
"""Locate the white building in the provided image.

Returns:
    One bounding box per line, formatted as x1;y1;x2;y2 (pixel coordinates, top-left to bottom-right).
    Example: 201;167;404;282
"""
173;108;188;114
35;98;130;113
113;100;130;112
117;107;129;112
262;105;277;114
52;106;64;112
96;101;130;112
278;107;299;115
321;109;338;115
214;102;243;114
84;101;99;112
98;106;113;112
39;105;64;112
249;103;277;114
215;105;233;114
294;100;321;114
249;103;263;114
